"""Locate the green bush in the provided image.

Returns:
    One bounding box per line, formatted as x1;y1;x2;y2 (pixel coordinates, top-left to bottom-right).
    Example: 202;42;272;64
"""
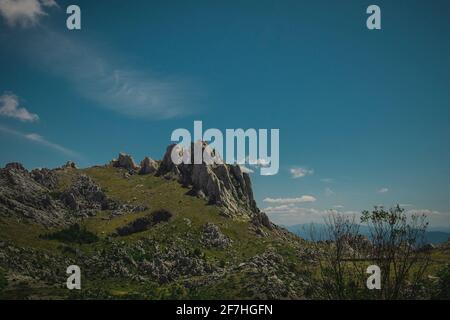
42;224;98;244
434;264;450;299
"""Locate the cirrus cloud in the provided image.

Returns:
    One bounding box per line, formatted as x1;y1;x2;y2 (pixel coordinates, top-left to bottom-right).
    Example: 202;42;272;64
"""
0;124;80;159
0;93;39;122
263;195;317;204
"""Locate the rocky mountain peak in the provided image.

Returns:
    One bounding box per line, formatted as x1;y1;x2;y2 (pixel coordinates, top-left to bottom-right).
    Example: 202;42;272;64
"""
157;142;260;218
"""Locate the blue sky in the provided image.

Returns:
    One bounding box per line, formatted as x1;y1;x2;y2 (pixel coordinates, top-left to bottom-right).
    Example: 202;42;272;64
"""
1;0;450;226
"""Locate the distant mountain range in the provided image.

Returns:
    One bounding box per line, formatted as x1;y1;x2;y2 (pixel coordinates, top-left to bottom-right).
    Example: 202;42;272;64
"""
285;223;450;245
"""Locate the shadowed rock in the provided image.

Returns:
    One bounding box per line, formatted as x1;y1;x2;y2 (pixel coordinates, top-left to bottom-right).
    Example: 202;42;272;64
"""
139;157;159;175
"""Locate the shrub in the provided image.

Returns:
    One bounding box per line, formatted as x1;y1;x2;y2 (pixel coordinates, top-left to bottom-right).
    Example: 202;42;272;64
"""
434;264;450;299
42;224;98;244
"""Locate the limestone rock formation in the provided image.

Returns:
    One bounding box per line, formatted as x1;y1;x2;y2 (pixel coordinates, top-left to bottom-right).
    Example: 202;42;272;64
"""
62;161;77;169
59;174;117;216
0;163;67;226
139;157;158;175
111;153;139;171
157;142;258;218
31;168;59;189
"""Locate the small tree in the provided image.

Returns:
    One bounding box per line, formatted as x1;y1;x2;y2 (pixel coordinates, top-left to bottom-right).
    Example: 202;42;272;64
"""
310;214;369;299
361;205;430;299
310;205;431;299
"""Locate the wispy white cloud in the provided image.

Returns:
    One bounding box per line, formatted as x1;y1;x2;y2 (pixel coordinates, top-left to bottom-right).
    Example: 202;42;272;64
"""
17;28;198;119
377;187;389;194
1;0;197;119
0;124;80;158
320;178;334;183
0;93;39;122
290;167;314;179
0;0;57;27
263;195;317;204
263;204;360;226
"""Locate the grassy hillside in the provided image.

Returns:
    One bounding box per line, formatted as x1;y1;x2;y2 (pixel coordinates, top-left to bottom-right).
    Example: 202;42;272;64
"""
0;166;308;299
0;165;449;299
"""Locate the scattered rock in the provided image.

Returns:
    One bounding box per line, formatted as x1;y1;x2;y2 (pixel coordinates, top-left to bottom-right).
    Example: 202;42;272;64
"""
201;223;231;248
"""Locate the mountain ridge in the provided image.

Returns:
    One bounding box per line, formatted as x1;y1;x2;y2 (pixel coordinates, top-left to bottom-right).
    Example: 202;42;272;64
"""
0;145;308;299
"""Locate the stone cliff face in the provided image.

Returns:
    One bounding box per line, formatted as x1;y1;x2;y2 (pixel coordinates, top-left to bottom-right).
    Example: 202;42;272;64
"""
156;143;259;219
0;163;67;227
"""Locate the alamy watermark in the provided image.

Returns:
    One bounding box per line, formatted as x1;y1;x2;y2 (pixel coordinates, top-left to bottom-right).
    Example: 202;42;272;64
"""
170;121;279;176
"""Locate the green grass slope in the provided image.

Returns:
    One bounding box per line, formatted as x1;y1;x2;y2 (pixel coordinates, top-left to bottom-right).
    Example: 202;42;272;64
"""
0;166;309;299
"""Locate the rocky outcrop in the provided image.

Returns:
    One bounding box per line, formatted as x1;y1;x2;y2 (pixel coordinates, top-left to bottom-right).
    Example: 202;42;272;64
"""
0;163;67;226
249;211;276;236
139;157;158;175
111;153;139;171
31;168;58;189
201;223;232;248
59;175;117;216
0;163;124;226
4;162;26;171
157;143;258;218
62;161;77;169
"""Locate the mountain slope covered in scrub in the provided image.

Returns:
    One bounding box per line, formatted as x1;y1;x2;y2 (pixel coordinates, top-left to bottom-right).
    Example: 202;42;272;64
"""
0;145;449;299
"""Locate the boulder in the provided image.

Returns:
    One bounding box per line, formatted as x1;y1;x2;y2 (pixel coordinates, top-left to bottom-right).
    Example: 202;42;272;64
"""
251;211;273;230
139;157;158;175
111;153;139;171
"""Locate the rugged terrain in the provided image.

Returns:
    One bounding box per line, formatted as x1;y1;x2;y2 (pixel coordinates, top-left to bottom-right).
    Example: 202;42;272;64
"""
0;144;314;299
0;144;449;299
